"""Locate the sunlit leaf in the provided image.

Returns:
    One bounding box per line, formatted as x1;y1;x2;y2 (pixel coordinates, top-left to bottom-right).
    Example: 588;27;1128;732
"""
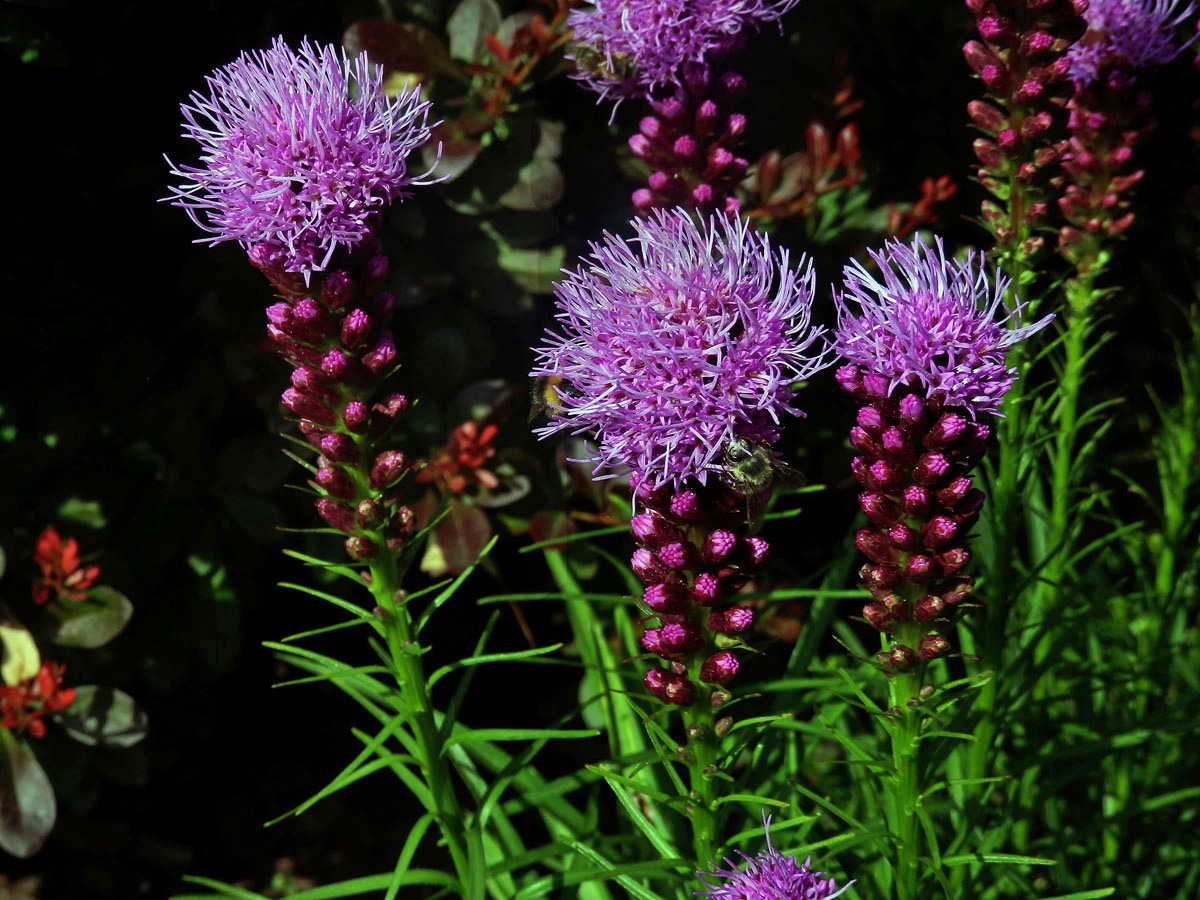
50;586;133;649
55;685;147;748
446;0;502;61
0;731;55;858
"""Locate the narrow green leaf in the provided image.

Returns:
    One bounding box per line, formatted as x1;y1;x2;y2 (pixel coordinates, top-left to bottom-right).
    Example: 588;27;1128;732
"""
713;793;790;808
427;642;564;690
417;535;498;631
593;764;679;860
941;853;1056;866
176;876;269;900
444;727;600;751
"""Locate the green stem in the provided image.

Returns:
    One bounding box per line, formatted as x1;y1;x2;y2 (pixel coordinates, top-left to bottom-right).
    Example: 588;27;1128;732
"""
889;623;925;900
683;676;718;868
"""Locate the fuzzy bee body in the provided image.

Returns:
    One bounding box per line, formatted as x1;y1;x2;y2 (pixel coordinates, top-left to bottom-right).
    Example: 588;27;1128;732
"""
570;43;637;83
719;439;806;531
528;375;570;423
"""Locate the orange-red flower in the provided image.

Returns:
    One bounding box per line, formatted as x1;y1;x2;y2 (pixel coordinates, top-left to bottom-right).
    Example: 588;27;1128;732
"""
417;421;501;495
0;662;76;738
31;527;100;605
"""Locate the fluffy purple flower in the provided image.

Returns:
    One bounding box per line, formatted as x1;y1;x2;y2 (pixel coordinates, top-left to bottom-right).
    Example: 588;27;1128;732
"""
1068;0;1197;86
532;209;827;490
568;0;799;102
697;816;852;900
833;236;1052;420
166;37;435;280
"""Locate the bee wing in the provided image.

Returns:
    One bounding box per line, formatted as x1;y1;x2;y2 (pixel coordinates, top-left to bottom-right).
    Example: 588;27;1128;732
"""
770;458;808;491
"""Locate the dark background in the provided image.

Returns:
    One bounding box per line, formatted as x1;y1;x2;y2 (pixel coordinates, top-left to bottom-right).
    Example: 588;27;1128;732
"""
2;0;1196;896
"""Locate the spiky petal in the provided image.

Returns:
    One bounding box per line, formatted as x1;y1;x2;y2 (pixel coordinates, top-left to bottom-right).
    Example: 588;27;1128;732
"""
833;236;1051;420
166;37;434;280
697;814;852;900
1068;0;1198;86
532;208;828;489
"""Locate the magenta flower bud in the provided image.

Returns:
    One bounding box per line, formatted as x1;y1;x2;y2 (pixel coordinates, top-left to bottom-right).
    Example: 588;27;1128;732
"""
282;388;337;426
936;476;972;507
703;146;733;176
835;364;863;394
691;572;723;606
362;330;397;375
291;366;337;402
967;99;1006;133
293;298;326;329
887;522;920;552
903;554;935;583
661;621;703;653
356;499;384;529
322;270;356;310
342;400;369;432
373;290;397;324
850;456;871;487
856;406;885;434
647;170;673;193
918;634;950;661
322;348;352;380
862;373;890;401
640;627;667;656
860;492;900;527
708;605;753;634
921;515;958;549
900;484;932;517
320;433;359;463
723;113;746;141
344;535;377;560
657;541;697;570
632;548;672;585
658;97;687;121
316;498;356;533
369;393;408;439
849;426;884;458
703;530;738;563
860;563;901;591
716;71;746;105
942;576;974;605
629;133;652;159
855;528;897;564
369;450;408;490
669;489;704;522
632;189;656;211
899;393;925;428
631;513;682;548
341;309;372;349
974;138;1003;169
935;546;970;576
868;459;903;493
662;675;696;706
298;420;330;450
863;603;895;633
639;116;662;139
317;466;355;499
879;593;911;620
955;488;986;521
385;507;416;552
644;667;669;700
913;452;950;486
691;183;715;207
362;254;389;296
914;594;945;622
924;413;968;448
672;134;699;162
888;644;918;672
742;536;769;567
700;650;740;685
881;427;915;463
266;302;296;332
643;582;691;613
694;99;719;134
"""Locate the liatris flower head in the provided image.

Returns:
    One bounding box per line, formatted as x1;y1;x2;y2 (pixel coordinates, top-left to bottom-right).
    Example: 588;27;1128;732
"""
166;37;435;281
833;235;1052;420
1068;0;1198;86
532;208;828;491
568;0;799;103
697;814;852;899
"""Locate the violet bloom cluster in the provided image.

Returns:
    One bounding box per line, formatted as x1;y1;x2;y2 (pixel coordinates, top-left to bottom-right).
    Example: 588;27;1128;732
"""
833;237;1051;671
532;209;827;703
569;1;798;214
1068;0;1197;87
169;38;434;560
166;37;433;281
697;816;851;900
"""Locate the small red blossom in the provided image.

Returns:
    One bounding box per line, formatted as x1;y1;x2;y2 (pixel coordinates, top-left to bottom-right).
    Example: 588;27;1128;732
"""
31;527;100;605
417;421;501;494
0;662;76;739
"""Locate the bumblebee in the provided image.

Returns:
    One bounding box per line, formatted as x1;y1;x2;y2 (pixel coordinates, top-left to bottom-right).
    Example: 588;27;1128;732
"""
570;43;637;83
720;438;807;497
528;375;570;423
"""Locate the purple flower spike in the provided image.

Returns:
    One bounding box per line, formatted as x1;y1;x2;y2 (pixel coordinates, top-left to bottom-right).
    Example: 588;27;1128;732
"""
532;209;828;490
568;0;799;103
698;814;852;900
834;235;1052;420
1068;0;1198;86
167;37;435;280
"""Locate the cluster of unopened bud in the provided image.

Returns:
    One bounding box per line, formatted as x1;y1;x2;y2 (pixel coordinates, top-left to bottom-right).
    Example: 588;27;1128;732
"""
629;44;749;216
253;236;417;560
837;365;988;673
964;0;1087;258
631;474;766;705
